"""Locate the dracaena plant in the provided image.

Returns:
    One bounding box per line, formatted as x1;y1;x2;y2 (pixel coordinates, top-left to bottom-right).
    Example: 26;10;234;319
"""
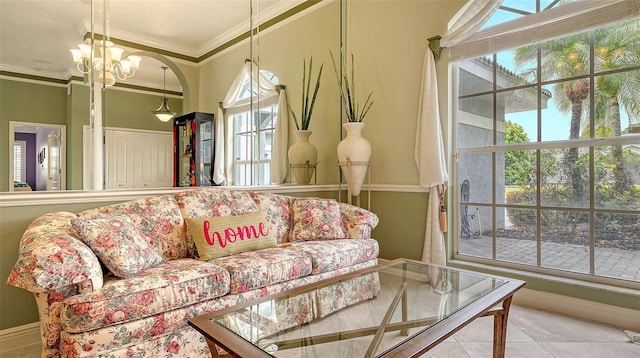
330;50;374;123
287;57;323;130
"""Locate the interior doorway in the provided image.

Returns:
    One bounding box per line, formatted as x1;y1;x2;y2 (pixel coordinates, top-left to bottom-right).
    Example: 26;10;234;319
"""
9;121;66;192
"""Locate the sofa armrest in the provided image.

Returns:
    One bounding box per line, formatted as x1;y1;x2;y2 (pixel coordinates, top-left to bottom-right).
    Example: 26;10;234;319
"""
5;212;103;293
338;203;379;239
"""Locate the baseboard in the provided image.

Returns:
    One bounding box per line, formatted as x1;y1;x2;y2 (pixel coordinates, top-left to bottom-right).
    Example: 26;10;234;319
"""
0;322;40;353
513;288;640;331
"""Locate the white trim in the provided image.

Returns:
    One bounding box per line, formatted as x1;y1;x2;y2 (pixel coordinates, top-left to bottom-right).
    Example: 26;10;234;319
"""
0;322;40;354
0;74;69;88
0;64;68;81
0;184;335;207
199;0;333;64
514;288;640;331
72;81;183;99
0;184;432;207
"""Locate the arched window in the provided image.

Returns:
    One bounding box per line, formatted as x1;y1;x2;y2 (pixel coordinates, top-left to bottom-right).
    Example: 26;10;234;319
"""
224;62;280;186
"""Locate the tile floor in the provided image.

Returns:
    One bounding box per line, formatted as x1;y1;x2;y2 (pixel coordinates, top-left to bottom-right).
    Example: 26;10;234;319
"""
3;305;639;357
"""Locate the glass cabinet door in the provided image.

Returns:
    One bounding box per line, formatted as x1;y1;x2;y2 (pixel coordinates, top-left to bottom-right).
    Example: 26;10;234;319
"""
173;112;215;187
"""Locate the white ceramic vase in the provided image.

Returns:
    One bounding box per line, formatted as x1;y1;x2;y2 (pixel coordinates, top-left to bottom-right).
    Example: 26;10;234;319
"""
337;122;371;196
288;130;318;184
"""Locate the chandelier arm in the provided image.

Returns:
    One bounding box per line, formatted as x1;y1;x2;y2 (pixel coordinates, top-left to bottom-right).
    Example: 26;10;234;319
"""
113;65;128;81
76;62;92;75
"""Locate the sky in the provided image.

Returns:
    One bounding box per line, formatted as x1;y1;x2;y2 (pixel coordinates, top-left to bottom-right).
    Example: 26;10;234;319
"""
483;0;632;142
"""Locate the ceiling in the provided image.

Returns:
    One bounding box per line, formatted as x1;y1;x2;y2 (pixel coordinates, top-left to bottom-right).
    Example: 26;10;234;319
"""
0;0;306;93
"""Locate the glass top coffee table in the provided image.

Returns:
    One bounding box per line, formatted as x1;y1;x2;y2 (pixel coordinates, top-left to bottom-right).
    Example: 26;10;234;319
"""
189;258;525;358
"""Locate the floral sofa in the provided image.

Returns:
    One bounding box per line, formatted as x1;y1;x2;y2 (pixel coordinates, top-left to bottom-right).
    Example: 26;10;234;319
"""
6;189;380;358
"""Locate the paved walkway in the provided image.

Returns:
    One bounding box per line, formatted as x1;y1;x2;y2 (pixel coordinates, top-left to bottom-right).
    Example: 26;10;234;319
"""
459;236;640;282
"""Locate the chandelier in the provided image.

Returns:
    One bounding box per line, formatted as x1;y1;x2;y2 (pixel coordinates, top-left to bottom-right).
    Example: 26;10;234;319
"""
70;0;141;86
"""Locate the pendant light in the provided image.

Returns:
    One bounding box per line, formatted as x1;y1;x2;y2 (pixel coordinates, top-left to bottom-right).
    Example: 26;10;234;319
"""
151;66;176;122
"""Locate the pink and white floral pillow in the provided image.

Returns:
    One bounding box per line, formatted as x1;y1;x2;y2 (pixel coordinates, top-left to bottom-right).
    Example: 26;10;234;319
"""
290;199;346;242
72;215;164;278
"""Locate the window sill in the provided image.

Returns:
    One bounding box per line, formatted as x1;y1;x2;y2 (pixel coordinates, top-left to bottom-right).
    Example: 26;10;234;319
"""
448;258;640;297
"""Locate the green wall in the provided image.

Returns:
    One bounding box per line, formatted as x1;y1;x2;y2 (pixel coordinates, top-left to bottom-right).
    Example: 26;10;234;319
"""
0;79;67;191
0;79;182;191
0;202;112;329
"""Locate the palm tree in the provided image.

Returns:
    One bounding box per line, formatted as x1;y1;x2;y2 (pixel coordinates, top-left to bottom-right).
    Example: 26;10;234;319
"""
592;20;640;191
513;33;591;200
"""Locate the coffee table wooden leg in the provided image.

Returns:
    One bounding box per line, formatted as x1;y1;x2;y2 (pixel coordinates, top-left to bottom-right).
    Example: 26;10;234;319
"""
484;295;513;358
206;338;220;358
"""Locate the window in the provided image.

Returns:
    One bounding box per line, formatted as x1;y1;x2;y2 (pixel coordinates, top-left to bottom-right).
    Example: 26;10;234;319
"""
454;1;640;286
231;103;277;185
227;68;279;186
13;140;26;183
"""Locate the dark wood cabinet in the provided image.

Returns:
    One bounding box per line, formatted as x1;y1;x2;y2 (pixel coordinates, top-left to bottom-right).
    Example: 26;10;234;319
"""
173;112;216;187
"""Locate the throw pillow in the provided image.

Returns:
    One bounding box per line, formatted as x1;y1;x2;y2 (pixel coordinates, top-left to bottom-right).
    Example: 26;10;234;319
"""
186;210;277;260
290;199;346;242
72;215;165;278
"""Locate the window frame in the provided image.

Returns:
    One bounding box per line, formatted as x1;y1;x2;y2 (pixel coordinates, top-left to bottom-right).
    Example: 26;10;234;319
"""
451;4;640;289
13;140;26;184
230;101;278;186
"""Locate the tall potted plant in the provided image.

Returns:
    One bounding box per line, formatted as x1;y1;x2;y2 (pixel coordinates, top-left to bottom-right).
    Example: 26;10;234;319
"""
330;50;374;197
287;57;323;184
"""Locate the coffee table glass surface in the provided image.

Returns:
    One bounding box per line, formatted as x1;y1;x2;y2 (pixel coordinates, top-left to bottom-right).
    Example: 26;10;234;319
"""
189;259;524;357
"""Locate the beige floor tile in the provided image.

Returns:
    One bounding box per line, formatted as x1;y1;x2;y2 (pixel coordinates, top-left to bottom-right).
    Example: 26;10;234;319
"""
540;342;640;358
451;314;534;343
459;342;555;358
0;344;41;358
421;341;470;357
4;305;638;357
508;305;630;343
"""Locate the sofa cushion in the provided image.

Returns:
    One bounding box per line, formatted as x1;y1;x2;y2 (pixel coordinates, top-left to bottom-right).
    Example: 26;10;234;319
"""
250;191;293;244
186;210;278;260
72;215;165;278
60;259;230;333
175;189;260;257
175;189;259;217
290;199;346;242
212;248;312;294
288;239;379;274
77;195;186;260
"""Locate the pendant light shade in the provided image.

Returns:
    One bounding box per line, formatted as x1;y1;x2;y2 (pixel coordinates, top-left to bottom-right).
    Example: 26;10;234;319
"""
151;66;176;122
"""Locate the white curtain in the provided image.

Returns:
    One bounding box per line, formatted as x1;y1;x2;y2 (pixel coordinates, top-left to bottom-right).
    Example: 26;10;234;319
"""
415;49;449;267
223;61;279;114
212;103;226;185
270;86;289;184
440;0;503;48
444;0;639;62
416;1;501;267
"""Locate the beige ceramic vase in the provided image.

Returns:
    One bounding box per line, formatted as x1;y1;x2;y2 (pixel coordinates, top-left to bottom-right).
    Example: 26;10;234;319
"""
288;130;317;184
337;122;371;196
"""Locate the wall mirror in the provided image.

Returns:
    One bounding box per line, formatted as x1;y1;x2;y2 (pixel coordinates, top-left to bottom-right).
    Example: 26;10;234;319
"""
0;0;337;193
